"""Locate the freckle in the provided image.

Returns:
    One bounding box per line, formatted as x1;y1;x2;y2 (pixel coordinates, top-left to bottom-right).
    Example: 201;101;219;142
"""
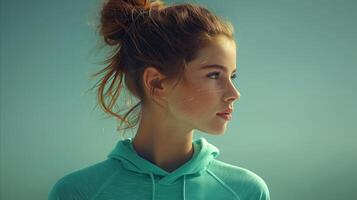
181;97;195;104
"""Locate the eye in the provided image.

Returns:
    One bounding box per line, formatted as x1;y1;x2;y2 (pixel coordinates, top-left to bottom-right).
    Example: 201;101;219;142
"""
207;72;237;80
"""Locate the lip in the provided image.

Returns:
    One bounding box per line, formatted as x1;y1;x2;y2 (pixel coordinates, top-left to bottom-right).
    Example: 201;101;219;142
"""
216;113;232;121
216;108;233;114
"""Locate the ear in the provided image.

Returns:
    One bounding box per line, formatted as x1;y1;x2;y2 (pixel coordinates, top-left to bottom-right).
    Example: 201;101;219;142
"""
142;66;169;99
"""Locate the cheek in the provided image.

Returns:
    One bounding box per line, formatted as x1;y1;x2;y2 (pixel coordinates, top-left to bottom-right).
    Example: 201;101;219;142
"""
170;82;220;120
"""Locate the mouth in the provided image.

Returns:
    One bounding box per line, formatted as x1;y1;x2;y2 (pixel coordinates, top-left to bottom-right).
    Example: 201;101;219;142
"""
217;107;233;115
216;113;232;120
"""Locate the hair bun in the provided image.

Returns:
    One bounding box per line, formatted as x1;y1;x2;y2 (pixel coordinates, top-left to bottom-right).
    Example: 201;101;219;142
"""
134;0;166;11
149;0;165;11
99;0;166;46
118;0;164;11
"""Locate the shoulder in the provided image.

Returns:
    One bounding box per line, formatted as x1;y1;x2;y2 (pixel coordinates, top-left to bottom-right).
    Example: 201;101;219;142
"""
207;159;270;200
48;159;121;200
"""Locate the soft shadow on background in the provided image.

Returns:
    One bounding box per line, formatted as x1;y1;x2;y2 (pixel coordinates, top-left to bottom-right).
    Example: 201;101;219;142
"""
1;0;356;199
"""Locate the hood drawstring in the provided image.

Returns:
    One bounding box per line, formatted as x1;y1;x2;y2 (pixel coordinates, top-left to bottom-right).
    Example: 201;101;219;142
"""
149;172;156;200
148;172;187;200
108;137;220;200
182;174;186;200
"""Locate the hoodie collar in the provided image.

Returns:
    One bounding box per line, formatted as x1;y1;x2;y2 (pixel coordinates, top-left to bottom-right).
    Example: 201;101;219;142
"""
107;137;220;185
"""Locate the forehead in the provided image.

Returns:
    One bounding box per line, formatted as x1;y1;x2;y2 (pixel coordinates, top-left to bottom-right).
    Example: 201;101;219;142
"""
188;35;237;73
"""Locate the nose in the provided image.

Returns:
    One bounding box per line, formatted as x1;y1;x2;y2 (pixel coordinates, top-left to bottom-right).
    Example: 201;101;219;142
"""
224;82;240;103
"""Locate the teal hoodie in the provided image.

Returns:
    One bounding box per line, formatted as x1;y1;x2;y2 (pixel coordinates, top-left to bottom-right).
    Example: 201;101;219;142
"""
49;137;270;200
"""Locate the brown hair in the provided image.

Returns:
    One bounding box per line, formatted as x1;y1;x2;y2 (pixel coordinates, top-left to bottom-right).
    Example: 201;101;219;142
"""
90;0;235;137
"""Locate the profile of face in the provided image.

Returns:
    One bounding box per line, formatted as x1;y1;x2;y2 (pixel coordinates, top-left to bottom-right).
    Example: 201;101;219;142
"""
165;35;241;135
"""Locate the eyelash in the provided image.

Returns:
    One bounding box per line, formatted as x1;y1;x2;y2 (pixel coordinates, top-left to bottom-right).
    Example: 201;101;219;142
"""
207;72;237;80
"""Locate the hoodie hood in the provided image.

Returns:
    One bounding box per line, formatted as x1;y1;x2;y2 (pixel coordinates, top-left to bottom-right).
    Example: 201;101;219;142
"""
107;137;220;200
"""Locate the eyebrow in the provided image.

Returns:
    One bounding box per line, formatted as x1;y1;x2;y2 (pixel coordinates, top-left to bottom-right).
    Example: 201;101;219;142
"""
199;64;237;74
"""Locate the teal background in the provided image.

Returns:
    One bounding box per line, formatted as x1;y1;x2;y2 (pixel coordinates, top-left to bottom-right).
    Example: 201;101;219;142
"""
1;0;356;199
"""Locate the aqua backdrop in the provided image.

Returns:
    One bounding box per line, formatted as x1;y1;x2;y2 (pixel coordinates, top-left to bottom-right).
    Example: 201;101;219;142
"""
1;0;356;199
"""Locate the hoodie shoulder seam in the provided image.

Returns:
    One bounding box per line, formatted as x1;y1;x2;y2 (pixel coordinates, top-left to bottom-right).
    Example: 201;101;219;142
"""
90;170;120;200
206;168;242;200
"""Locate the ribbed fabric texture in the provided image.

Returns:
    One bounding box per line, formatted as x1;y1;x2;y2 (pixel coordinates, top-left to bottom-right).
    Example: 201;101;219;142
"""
49;137;270;200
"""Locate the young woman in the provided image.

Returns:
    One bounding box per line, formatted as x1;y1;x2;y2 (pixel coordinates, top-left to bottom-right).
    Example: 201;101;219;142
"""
49;0;270;199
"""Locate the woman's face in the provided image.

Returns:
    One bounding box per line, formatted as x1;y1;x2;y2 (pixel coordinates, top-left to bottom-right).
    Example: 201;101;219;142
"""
166;35;241;134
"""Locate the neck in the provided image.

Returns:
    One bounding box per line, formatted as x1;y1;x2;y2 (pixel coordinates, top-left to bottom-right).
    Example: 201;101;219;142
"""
132;132;194;172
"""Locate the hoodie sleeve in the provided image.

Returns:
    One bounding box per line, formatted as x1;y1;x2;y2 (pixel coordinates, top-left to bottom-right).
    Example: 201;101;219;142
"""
48;176;88;200
48;159;121;200
48;177;74;200
246;173;271;200
206;159;271;200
